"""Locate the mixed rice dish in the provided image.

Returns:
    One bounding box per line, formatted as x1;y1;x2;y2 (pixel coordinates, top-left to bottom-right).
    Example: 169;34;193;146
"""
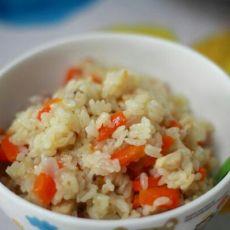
0;60;217;219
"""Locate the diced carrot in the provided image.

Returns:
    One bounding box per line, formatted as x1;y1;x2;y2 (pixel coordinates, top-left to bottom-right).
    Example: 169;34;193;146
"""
148;176;161;188
37;98;61;121
161;135;174;155
132;179;142;192
91;73;102;84
0;146;8;163
64;67;83;84
139;186;181;209
166;119;181;129
1;135;19;162
57;160;63;169
140;156;156;168
33;173;57;206
132;194;140;209
97;126;114;142
97;112;127;141
111;112;126;127
127;156;156;179
111;145;145;167
198;167;207;180
132;176;160;192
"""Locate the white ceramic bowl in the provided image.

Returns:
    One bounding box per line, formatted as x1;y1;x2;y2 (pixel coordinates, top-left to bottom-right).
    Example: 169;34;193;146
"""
0;33;229;230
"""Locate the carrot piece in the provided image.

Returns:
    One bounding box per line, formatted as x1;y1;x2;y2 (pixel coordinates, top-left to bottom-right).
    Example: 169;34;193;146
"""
132;194;140;209
1;135;19;162
161;135;174;155
132;179;142;192
37;98;61;121
132;176;160;192
91;73;102;84
33;173;57;206
97;126;114;142
198;167;207;180
127;156;156;179
111;145;145;167
57;160;63;169
0;146;9;163
97;112;127;141
148;176;161;188
64;67;83;84
111;112;127;127
141;156;156;168
166;119;181;129
139;186;181;209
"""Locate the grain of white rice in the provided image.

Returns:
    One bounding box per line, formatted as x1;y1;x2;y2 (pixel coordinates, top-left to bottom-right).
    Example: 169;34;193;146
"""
95;112;110;129
85;120;99;138
78;184;98;202
17;146;29;161
147;99;164;123
58;171;79;200
88;194;110;219
155;150;182;171
102;177;115;193
112;125;128;148
124;91;149;117
52;200;75;215
111;195;131;219
153;196;171;208
125;117;154;146
142;205;155;216
88;99;111;115
74;91;87;107
144;144;162;158
34;156;58;177
102;69;137;99
149;168;161;179
82;151;120;176
140;172;148;190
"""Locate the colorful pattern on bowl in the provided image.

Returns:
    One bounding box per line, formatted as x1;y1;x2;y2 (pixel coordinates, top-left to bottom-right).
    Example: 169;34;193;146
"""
12;218;24;230
26;216;58;230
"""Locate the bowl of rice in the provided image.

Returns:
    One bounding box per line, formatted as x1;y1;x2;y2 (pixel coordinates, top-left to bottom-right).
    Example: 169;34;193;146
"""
0;33;229;230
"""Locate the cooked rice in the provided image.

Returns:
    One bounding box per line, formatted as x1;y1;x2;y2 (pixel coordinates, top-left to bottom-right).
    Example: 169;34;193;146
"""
140;172;148;190
0;59;217;219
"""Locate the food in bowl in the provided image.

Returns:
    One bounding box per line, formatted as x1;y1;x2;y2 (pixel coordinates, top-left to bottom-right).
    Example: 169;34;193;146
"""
0;59;217;219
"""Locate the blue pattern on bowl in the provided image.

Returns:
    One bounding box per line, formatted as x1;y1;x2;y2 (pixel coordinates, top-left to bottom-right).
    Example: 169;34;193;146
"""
26;216;58;230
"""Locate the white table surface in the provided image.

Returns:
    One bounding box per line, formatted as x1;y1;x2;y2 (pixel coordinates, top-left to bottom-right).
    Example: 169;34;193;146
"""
0;0;229;229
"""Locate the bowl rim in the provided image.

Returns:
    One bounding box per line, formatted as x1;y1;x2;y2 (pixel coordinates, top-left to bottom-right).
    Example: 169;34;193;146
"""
0;33;229;227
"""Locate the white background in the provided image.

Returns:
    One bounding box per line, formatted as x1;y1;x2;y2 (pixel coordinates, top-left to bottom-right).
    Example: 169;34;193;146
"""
0;0;229;229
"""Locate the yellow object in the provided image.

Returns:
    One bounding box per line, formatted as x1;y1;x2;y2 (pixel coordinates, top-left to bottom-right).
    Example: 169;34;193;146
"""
193;31;230;74
107;24;177;41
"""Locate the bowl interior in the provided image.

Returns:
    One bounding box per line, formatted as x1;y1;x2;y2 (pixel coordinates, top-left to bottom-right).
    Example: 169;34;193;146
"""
0;34;230;164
